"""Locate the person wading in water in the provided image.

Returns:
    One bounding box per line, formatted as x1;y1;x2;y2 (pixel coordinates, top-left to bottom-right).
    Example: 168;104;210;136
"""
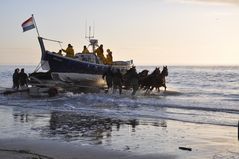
12;68;20;90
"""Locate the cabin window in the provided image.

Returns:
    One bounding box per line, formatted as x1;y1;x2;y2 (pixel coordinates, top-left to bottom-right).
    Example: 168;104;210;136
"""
75;53;97;63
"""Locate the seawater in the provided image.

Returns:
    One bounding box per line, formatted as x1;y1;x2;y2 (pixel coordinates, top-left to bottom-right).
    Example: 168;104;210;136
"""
0;65;239;127
0;65;239;157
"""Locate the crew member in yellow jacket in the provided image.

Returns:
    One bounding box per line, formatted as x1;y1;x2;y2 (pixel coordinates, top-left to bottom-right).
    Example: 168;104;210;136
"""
62;44;75;58
82;45;90;53
106;49;113;65
94;44;106;64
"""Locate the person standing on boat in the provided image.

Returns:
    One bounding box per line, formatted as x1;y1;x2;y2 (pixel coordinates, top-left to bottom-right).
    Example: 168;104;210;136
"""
19;68;28;88
106;49;113;65
82;45;90;53
12;68;20;89
62;44;75;58
94;44;106;64
57;49;63;56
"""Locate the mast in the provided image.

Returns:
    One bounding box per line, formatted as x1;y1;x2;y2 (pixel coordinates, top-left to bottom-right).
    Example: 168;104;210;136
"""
31;14;49;69
32;14;40;37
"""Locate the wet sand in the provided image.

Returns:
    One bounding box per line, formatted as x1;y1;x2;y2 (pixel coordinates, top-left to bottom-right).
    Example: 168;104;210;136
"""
0;138;179;159
0;106;238;159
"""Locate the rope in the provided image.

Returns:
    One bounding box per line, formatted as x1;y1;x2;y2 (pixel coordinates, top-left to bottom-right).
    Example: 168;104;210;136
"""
59;42;63;50
41;37;63;43
33;61;42;73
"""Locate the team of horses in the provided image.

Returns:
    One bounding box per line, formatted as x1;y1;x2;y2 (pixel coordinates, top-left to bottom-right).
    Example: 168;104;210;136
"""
103;66;168;95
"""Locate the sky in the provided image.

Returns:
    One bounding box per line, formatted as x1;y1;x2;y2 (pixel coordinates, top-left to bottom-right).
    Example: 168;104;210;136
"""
0;0;239;66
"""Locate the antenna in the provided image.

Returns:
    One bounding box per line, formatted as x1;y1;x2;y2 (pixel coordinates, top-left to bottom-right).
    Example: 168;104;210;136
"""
89;26;91;41
85;25;94;40
93;20;95;37
85;21;98;52
85;19;87;39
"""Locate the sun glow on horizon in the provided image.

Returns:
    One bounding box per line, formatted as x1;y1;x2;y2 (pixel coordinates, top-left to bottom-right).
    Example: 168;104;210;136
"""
0;0;238;66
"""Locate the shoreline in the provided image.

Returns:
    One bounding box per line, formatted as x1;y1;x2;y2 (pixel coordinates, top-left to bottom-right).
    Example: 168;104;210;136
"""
0;114;238;158
0;97;238;158
0;138;180;159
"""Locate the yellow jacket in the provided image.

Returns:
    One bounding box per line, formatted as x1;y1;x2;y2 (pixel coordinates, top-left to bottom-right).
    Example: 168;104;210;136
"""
106;53;113;65
82;47;90;53
62;47;74;58
94;47;106;64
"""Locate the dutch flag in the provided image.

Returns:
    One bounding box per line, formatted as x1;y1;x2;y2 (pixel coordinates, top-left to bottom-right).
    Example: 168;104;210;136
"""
21;16;35;32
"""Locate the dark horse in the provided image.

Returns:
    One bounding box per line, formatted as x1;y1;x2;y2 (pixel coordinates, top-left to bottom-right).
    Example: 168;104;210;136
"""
150;66;168;92
138;69;149;88
140;67;160;93
103;66;168;95
103;66;139;95
140;66;168;93
122;67;139;95
102;68;123;94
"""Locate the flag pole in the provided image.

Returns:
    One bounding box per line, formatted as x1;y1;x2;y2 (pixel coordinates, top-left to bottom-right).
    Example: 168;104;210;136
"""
32;14;40;37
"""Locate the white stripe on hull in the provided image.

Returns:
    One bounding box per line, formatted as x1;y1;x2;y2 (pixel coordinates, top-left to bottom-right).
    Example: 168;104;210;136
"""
51;73;106;87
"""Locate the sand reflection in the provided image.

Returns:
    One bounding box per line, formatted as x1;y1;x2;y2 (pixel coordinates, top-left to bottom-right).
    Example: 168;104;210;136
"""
45;111;166;145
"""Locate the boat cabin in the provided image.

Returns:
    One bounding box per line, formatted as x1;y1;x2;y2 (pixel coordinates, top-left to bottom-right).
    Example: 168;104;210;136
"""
75;53;101;64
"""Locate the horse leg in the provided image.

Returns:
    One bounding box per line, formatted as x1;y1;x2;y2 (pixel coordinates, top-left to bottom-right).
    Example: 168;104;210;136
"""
150;86;154;91
105;89;109;94
163;84;167;92
105;84;110;94
145;87;150;95
119;84;122;95
106;79;112;93
131;83;139;96
157;87;160;92
108;84;113;93
113;84;117;94
144;88;148;95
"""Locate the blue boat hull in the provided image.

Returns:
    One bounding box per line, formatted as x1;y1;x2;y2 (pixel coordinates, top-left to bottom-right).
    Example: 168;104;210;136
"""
37;37;132;86
45;52;109;75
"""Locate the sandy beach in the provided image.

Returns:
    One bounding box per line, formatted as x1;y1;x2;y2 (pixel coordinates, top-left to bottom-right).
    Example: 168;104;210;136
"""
0;138;179;159
0;105;238;159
